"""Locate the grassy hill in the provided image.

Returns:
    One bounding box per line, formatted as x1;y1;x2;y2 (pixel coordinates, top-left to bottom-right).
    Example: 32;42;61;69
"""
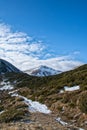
0;64;87;129
3;64;87;110
5;64;87;89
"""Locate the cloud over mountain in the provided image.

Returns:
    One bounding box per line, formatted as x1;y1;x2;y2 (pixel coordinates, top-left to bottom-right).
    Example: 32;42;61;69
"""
0;23;83;71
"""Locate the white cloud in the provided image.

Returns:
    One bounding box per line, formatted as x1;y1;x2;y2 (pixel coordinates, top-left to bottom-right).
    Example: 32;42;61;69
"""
0;23;83;71
0;23;31;43
40;57;82;71
73;51;80;55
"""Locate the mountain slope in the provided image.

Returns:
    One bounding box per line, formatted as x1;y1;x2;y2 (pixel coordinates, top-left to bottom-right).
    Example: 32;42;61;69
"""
24;65;61;76
0;62;87;129
0;59;21;74
7;64;87;91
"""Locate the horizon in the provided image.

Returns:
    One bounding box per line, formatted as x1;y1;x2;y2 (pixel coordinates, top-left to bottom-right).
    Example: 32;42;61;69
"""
0;0;87;71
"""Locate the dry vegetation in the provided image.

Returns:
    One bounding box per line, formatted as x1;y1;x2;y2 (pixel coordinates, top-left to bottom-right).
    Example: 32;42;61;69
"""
0;64;87;129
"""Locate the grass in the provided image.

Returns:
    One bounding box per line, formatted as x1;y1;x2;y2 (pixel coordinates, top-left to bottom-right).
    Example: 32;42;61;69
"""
0;91;29;123
0;64;87;123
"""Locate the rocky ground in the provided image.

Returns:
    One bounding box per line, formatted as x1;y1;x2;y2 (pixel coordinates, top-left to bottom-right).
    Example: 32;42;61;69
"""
0;112;86;130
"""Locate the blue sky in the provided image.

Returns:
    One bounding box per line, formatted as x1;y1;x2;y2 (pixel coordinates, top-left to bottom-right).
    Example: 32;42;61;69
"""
0;0;87;70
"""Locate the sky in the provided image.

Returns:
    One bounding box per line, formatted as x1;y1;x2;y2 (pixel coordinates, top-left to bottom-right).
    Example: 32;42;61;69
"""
0;0;86;71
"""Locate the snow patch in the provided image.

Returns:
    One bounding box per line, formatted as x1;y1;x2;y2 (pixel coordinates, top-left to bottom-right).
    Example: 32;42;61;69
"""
56;117;84;130
56;117;68;126
10;92;51;114
60;90;64;93
8;89;18;94
60;85;80;93
0;81;13;90
22;96;51;114
11;93;19;97
79;128;84;130
0;110;4;115
64;86;80;91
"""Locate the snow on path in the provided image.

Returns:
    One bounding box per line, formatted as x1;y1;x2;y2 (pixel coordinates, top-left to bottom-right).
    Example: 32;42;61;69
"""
10;92;51;114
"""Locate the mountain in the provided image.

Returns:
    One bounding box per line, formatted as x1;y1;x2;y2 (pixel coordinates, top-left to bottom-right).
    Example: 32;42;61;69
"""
0;59;21;74
24;65;61;76
0;61;87;129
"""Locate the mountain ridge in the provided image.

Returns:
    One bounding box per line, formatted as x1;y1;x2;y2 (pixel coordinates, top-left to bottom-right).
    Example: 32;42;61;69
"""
0;59;21;74
24;65;62;76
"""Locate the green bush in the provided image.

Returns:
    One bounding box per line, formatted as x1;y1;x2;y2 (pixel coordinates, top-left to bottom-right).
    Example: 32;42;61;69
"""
0;108;29;123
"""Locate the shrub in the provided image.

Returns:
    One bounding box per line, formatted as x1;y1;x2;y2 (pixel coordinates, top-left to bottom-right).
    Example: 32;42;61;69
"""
0;108;29;123
79;91;87;114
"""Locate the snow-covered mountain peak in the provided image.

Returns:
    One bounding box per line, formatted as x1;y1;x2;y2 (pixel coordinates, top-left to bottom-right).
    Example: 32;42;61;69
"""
0;59;21;74
24;65;62;77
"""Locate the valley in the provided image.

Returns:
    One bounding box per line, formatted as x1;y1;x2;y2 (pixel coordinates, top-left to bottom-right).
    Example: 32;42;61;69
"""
0;59;87;130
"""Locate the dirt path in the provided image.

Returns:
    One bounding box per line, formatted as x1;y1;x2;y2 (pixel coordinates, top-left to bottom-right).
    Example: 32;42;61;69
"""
0;112;85;130
0;113;67;130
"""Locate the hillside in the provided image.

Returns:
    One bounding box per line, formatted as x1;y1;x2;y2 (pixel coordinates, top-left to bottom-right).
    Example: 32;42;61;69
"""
0;64;87;129
0;59;21;74
5;64;87;91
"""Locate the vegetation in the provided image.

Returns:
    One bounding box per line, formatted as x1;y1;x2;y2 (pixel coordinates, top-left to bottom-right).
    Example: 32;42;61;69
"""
0;64;87;124
0;92;29;123
79;91;87;113
0;108;29;123
4;64;87;91
2;64;87;107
